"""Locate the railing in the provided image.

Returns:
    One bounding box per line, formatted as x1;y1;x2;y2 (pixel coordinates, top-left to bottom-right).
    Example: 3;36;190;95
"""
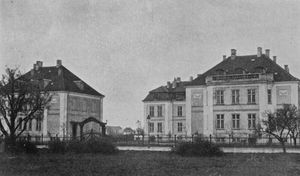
206;73;274;84
5;133;300;148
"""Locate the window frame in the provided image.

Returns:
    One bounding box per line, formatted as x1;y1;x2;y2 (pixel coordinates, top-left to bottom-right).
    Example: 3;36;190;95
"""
247;89;256;104
215;90;224;105
232;114;240;129
157;105;163;117
177;122;183;132
149;106;155;117
267;89;272;104
231;89;240;104
149;122;154;133
216;114;224;129
157;122;162;133
248;114;256;129
177;106;183;117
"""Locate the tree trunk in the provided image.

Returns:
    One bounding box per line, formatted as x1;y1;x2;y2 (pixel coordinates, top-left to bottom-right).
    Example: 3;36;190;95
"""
5;133;17;153
280;141;286;153
293;137;297;146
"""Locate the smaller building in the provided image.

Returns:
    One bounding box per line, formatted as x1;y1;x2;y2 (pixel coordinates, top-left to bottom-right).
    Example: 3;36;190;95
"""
106;126;123;136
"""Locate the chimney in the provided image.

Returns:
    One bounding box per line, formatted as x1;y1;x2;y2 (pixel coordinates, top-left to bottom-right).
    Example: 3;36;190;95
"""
284;65;289;73
172;78;176;88
231;49;236;59
273;56;277;63
176;77;181;82
56;60;62;67
34;64;38;71
257;47;262;57
223;55;226;61
189;76;193;81
265;49;270;57
167;81;171;88
30;69;34;76
36;61;43;67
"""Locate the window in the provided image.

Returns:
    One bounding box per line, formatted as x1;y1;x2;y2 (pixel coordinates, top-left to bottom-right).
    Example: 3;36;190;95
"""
215;90;224;105
149;106;154;117
18;118;22;130
267;89;272;104
149;122;154;133
247;89;256;104
216;114;224;129
28;119;32;131
157;106;162;117
178;122;183;132
157;122;162;133
36;119;42;131
177;106;183;117
248;114;256;129
232;89;240;104
232;114;240;129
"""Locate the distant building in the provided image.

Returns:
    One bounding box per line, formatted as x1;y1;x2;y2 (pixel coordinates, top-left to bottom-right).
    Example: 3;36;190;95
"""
123;127;135;135
143;47;300;138
4;60;106;138
106;126;123;136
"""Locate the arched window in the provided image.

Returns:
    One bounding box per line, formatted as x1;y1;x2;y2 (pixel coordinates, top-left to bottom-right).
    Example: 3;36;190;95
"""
215;69;226;75
254;66;266;73
234;68;245;74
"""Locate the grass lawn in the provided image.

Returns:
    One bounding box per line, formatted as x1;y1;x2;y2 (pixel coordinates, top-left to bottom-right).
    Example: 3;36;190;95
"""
1;151;300;176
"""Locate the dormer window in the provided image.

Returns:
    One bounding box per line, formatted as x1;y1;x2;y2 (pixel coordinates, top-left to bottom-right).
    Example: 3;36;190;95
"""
254;66;265;74
215;69;226;75
74;80;84;90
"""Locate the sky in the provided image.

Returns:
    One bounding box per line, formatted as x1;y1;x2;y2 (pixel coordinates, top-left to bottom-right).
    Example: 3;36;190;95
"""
1;0;300;129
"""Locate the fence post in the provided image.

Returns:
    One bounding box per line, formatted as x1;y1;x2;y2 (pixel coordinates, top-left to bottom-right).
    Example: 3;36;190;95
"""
192;134;194;143
41;134;43;145
157;135;159;145
209;134;212;144
174;135;177;147
228;134;231;144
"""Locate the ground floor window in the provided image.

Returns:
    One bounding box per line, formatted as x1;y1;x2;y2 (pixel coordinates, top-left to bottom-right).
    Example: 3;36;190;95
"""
248;114;256;129
36;118;42;131
149;122;154;133
157;122;162;133
216;114;224;129
177;122;183;132
232;114;240;129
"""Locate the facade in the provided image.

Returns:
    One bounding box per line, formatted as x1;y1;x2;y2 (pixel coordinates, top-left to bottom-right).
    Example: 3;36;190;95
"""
106;126;123;136
143;47;300;138
6;60;105;138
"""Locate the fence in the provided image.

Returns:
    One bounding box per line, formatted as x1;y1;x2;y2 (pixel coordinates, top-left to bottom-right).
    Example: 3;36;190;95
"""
7;133;300;148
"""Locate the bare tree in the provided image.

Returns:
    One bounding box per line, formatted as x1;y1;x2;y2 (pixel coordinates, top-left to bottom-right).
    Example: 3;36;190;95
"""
0;67;51;150
258;104;298;153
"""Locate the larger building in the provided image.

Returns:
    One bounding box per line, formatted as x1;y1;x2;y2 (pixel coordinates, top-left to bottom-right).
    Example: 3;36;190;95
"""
143;47;300;138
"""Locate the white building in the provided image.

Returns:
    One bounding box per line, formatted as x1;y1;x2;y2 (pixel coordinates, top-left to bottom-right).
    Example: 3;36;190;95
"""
143;47;300;138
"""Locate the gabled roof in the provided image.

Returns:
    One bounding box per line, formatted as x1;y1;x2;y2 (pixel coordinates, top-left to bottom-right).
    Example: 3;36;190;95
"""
143;81;189;102
188;54;299;86
22;65;104;97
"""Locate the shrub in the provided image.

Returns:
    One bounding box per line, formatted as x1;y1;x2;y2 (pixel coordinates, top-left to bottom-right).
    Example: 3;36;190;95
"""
149;135;156;142
12;140;38;154
68;138;118;154
48;140;67;153
173;138;223;157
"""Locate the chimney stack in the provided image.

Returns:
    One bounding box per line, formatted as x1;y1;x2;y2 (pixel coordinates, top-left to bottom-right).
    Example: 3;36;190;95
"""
56;60;62;67
265;49;270;57
273;56;277;63
176;77;181;82
284;65;289;73
223;55;226;61
172;79;176;88
167;81;171;88
257;47;262;57
34;64;38;71
189;76;193;81
231;49;236;60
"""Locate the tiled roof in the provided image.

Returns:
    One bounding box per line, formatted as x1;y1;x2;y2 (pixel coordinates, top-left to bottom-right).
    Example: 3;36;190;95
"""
188;54;299;86
143;81;189;102
22;65;104;97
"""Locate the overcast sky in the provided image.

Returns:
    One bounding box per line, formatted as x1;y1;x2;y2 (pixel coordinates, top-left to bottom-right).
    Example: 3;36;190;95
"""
1;0;300;129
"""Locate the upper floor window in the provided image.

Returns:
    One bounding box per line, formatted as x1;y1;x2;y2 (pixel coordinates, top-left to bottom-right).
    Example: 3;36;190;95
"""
232;114;240;129
215;90;224;105
267;89;272;104
248;114;256;129
157;106;163;117
177;106;183;117
178;122;183;132
149;122;154;133
216;114;224;129
157;122;162;133
247;89;256;104
149;106;154;117
232;89;240;104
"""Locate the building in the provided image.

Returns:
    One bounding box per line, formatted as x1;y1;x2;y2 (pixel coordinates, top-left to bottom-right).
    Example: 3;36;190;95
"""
143;47;300;138
11;60;105;138
106;126;123;136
